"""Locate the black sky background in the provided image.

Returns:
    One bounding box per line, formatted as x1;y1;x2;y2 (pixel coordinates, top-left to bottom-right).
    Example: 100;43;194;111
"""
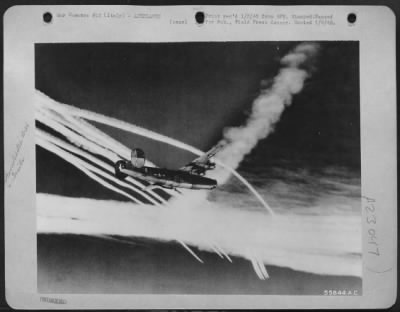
35;41;359;197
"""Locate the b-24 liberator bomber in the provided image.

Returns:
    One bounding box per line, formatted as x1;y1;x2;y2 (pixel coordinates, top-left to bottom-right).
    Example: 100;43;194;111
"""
114;144;223;191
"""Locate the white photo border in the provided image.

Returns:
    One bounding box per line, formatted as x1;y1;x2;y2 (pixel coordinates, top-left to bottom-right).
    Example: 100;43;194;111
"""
4;5;396;309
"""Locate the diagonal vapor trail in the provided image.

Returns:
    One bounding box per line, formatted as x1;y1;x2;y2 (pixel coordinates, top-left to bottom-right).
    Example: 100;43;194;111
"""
37;129;166;205
37;136;142;203
36;90;275;215
36;102;171;201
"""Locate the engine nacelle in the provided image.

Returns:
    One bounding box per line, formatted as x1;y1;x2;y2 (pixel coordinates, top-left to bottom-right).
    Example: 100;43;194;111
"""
131;148;146;168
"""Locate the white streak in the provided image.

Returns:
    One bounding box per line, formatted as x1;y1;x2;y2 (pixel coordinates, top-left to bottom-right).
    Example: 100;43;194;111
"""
36;91;201;156
37;129;165;206
36;101;171;201
36;138;140;203
37;194;363;277
211;245;224;259
35;90;274;214
178;240;204;263
211;159;275;216
214;244;232;263
250;258;266;280
63;114;130;160
36;107;120;162
257;258;270;279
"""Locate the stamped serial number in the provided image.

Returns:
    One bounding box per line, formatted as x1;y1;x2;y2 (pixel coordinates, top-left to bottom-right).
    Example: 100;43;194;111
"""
323;289;358;296
363;195;380;256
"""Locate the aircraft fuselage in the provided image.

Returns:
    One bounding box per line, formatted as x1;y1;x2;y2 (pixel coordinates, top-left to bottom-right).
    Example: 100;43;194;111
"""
115;160;217;190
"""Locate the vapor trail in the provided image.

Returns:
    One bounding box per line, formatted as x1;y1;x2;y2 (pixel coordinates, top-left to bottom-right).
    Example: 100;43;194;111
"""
210;160;275;215
36;91;202;156
36;107;121;163
37;194;362;277
214;244;232;263
63;114;131;160
251;258;267;280
37;129;166;205
36;108;167;203
36;99;171;201
214;43;320;183
211;245;224;259
178;240;204;263
35;91;273;214
37;137;141;203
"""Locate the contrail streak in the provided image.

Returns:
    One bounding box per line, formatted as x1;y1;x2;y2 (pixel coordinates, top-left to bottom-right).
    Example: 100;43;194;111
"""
36;91;202;155
36;107;121;162
63;114;130;160
37;137;141;203
257;258;270;279
37;100;171;201
35;90;274;214
214;244;232;263
210;159;275;215
178;240;204;263
37;194;363;277
251;258;266;280
37;95;157;166
211;245;224;259
36;110;166;203
37;129;166;205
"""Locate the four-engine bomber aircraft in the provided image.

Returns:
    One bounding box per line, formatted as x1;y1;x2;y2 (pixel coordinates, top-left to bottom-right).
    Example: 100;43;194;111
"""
114;144;223;191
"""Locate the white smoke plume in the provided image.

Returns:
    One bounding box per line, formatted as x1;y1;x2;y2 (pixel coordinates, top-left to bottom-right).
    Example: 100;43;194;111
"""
214;43;320;183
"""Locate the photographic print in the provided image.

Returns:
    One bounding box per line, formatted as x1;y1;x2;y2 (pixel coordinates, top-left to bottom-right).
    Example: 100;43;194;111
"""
35;41;361;295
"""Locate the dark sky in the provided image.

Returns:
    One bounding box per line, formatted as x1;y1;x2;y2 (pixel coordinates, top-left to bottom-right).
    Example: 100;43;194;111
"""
35;41;359;196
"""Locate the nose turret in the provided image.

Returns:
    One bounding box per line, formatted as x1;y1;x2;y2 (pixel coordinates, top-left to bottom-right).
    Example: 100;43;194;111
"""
115;160;128;180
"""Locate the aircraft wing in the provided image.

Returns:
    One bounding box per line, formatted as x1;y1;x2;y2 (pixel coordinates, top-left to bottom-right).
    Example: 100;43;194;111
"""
180;142;224;174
